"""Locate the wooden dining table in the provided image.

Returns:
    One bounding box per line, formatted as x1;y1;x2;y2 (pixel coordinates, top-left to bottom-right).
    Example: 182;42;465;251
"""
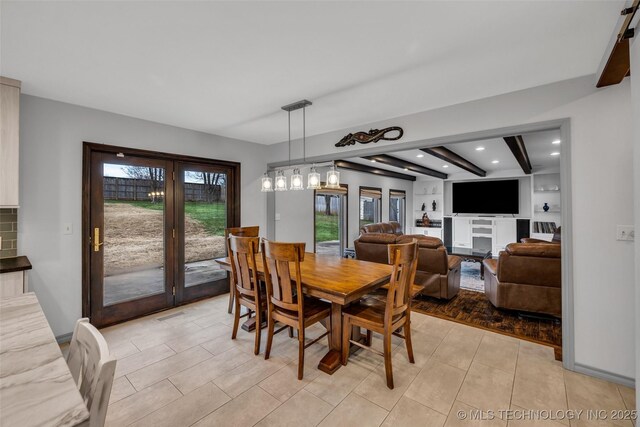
215;253;393;374
0;293;90;427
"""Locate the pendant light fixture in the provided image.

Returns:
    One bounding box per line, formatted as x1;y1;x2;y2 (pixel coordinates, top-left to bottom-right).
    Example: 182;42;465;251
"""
260;99;314;192
274;170;287;191
307;165;321;190
261;172;273;192
325;163;340;189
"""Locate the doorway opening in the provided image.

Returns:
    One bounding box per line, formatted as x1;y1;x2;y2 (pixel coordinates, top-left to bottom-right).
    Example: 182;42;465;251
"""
314;185;348;257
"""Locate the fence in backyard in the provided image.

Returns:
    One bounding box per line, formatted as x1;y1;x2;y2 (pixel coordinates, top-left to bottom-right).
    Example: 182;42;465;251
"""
314;195;340;215
103;177;226;202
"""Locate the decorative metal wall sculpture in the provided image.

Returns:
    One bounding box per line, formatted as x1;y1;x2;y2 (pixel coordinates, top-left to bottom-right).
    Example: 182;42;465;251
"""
335;126;404;147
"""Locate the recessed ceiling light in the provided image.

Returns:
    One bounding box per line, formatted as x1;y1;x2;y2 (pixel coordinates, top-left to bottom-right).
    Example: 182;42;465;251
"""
370;159;376;163
552;139;561;145
475;146;485;151
492;160;499;164
442;165;449;168
551;152;560;156
404;168;409;171
416;154;424;158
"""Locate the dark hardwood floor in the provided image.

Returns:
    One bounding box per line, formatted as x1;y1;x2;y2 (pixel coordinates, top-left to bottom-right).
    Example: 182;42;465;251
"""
411;290;562;361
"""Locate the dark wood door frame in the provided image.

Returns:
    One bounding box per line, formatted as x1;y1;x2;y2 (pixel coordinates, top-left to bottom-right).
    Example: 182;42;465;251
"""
82;142;241;326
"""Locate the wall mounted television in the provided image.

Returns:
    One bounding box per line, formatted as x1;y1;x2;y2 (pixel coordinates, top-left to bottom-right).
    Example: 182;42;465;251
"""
452;179;519;215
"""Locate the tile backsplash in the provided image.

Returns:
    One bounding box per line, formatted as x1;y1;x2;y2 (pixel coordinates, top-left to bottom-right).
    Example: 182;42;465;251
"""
0;208;17;258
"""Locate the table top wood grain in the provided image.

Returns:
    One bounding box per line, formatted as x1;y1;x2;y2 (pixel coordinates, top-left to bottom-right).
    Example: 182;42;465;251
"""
0;293;90;427
216;253;392;305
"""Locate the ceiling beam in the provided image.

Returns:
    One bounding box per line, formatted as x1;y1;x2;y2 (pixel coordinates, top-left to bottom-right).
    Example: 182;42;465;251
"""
597;38;630;88
420;147;486;177
334;160;416;181
503;135;532;174
362;154;447;179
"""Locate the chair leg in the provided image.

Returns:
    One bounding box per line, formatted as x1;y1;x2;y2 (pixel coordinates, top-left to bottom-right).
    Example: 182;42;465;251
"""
254;308;262;355
366;330;373;347
341;317;350;366
297;327;305;380
288;326;294;338
405;322;415;364
265;316;275;360
227;281;234;314
231;299;241;340
383;331;394;389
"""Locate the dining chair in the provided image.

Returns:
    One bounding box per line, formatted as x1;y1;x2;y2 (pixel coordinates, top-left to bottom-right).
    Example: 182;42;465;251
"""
261;240;331;380
341;240;418;389
229;234;265;355
225;226;260;313
66;318;117;427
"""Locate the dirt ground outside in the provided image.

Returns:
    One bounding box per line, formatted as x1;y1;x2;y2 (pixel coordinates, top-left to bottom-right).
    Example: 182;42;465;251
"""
104;203;225;276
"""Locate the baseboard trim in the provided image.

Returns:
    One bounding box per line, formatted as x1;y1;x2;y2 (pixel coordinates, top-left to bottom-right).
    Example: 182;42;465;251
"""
55;332;73;344
573;363;635;388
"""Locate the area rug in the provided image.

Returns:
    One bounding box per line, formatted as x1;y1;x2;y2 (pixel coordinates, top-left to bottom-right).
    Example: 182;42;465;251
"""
412;290;562;360
460;261;484;292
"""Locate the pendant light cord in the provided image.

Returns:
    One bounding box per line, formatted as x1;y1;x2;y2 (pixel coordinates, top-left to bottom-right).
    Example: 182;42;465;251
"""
303;106;306;163
288;110;291;167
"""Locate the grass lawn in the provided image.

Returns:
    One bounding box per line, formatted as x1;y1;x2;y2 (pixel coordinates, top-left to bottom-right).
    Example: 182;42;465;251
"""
315;211;339;242
107;200;227;235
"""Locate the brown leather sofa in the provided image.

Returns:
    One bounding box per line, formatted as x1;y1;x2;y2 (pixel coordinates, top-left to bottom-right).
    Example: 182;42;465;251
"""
483;243;561;317
355;222;461;300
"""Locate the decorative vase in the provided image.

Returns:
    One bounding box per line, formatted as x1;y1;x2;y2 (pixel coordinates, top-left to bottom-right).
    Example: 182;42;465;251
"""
432;200;437;212
421;202;426;211
543;203;550;212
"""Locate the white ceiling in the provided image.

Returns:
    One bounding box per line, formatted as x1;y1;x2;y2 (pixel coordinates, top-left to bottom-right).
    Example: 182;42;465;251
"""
1;1;622;144
346;129;562;178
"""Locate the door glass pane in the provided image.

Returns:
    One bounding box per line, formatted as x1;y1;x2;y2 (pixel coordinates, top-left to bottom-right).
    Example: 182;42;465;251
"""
315;193;341;256
183;170;227;287
102;163;166;306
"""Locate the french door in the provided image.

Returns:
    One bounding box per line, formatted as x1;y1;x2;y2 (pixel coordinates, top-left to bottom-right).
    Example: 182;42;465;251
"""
83;143;240;327
314;186;348;257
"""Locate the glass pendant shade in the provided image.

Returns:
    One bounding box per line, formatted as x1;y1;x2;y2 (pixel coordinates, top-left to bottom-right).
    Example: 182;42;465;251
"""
290;168;304;190
275;170;287;191
325;166;340;189
307;167;321;190
261;173;273;192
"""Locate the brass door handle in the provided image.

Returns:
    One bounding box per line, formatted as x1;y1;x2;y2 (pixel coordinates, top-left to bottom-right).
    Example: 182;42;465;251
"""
94;227;104;252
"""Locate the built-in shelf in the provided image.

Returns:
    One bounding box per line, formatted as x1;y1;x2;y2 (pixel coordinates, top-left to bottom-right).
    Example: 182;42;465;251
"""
534;190;560;193
534;209;561;213
415;193;442;196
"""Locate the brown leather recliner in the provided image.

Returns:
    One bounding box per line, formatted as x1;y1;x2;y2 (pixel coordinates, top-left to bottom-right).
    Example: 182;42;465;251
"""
360;221;404;236
354;222;461;300
483;243;561;317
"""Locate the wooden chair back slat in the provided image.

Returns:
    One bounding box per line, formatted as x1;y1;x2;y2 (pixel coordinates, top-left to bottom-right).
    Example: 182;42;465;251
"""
229;235;260;297
384;240;418;325
262;240;305;313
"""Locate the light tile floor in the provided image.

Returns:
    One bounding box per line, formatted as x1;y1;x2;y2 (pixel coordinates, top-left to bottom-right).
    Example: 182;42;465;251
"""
70;294;635;427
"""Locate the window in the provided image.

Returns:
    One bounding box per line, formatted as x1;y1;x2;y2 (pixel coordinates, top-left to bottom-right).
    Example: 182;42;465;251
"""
359;187;382;228
389;189;406;232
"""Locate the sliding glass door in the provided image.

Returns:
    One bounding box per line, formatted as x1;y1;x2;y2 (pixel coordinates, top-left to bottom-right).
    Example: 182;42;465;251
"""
84;143;240;327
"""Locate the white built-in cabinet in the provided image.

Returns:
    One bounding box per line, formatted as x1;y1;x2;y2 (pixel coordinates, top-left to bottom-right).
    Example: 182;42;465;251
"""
450;216;517;255
0;77;21;207
453;217;472;247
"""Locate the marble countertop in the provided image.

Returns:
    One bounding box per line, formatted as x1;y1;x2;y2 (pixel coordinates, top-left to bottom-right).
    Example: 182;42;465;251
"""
0;293;89;426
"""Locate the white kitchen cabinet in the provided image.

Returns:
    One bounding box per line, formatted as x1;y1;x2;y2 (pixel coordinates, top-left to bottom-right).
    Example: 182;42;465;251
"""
0;271;26;298
0;77;21;207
